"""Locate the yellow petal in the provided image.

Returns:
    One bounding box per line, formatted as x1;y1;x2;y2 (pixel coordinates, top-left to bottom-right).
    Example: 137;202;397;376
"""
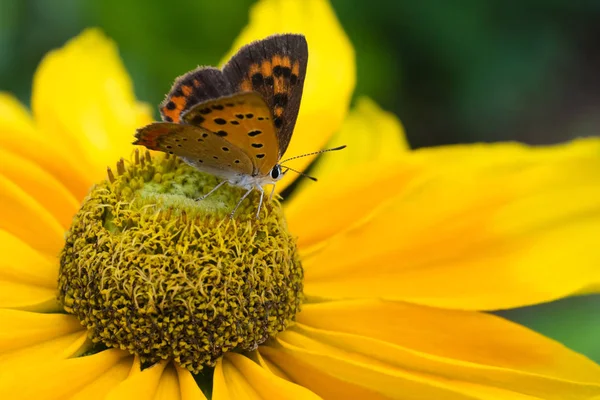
0;149;79;230
213;353;321;400
295;299;600;398
223;0;355;192
0;309;83;353
32;28;153;186
264;321;600;400
0;232;60;310
0;279;59;312
106;358;167;400
253;350;291;381
69;356;133;400
213;356;261;400
408;136;600;167
0;92;36;133
153;364;181;400
0;327;89;378
286;162;421;250
0;230;60;310
0;230;57;285
0;93;94;200
259;346;389;400
262;335;477;400
303;138;600;310
306;97;409;180
285;98;410;243
0;175;64;257
578;282;600;296
175;365;208;400
0;348;129;400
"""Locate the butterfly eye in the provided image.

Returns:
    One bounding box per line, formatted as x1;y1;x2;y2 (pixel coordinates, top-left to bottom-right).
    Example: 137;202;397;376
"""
270;165;283;180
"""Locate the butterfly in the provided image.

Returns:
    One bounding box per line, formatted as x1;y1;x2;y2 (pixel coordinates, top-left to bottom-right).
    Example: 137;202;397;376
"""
134;34;339;218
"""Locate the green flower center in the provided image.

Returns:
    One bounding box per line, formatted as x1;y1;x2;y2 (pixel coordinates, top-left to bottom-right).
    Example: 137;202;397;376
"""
58;151;303;373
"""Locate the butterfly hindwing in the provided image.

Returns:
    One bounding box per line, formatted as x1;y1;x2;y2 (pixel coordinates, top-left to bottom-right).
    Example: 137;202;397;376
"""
134;122;254;178
160;67;235;124
222;34;308;157
182;92;279;176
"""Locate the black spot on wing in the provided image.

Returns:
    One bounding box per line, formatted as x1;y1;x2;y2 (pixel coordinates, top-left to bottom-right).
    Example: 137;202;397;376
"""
190;115;205;125
273;93;288;108
252;73;264;88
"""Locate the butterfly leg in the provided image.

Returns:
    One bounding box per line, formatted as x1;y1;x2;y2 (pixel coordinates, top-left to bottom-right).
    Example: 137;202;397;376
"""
255;185;265;219
197;180;227;201
268;184;276;202
229;187;254;219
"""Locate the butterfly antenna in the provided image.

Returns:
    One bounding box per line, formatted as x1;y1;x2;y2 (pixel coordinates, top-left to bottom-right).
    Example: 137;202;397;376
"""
279;145;347;165
283;166;318;182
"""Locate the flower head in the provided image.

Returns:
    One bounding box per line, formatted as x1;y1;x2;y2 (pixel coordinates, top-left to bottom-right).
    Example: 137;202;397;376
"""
59;154;302;372
2;0;600;399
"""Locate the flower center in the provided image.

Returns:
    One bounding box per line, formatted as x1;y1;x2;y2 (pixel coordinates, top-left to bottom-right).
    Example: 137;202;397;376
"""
58;151;303;373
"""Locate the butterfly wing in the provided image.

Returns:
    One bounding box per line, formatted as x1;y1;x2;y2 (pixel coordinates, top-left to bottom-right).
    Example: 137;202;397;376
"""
134;123;254;179
159;68;235;124
144;34;307;176
181;92;278;176
222;34;308;158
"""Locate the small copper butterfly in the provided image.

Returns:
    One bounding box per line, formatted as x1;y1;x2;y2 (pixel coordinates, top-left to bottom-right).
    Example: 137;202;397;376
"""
134;34;344;218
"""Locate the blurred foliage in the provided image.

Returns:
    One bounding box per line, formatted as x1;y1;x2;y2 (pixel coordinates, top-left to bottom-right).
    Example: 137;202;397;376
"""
1;0;599;361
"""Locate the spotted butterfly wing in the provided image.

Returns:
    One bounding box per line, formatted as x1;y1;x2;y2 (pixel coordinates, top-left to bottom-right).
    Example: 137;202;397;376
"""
134;123;254;180
159;67;234;124
137;34;307;181
181;92;279;176
223;34;308;158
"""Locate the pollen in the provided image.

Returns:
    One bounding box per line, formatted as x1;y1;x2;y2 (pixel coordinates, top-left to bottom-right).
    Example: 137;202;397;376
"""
57;150;303;373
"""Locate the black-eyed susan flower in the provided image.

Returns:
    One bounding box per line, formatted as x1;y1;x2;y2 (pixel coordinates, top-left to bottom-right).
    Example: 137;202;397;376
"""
2;0;600;399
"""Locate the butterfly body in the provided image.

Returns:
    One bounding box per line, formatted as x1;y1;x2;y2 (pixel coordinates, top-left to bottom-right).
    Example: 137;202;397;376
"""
134;34;308;218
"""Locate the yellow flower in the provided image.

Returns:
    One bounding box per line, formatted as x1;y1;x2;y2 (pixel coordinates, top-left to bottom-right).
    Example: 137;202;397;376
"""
2;0;600;399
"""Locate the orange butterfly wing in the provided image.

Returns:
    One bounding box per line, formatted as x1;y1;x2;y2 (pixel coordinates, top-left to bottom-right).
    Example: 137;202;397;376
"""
137;34;308;180
181;92;278;176
134;122;254;179
223;34;308;158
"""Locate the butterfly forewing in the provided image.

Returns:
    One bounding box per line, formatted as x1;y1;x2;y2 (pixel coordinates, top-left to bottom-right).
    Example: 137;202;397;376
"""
134;123;254;178
223;34;308;158
182;92;279;176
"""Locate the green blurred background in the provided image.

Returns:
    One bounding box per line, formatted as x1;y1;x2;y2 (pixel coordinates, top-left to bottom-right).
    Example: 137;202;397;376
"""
1;0;599;361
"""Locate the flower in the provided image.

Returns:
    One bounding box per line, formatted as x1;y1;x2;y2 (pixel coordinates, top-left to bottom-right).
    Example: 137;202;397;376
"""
2;0;600;399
